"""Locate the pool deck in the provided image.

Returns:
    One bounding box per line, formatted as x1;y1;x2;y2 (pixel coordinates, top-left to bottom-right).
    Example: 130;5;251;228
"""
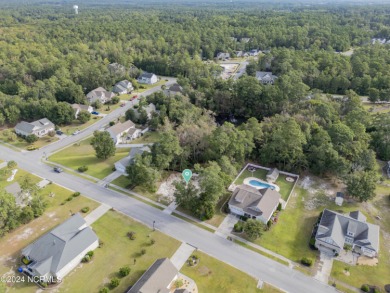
243;177;280;192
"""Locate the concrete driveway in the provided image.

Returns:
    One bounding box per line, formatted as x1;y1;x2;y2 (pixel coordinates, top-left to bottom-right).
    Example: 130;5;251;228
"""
314;252;334;284
170;242;195;270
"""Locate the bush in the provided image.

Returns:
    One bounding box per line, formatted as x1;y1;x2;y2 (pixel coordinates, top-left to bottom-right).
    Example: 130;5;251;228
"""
82;255;91;263
233;221;243;232
27;145;37;151
119;266;131;277
266;220;272;229
87;251;94;257
81;207;90;213
99;240;104;247
110;278;120;289
66;196;73;201
309;238;317;249
361;284;369;292
111;96;120;104
78;165;88;172
2;129;9;137
25;134;38;143
140;249;146;255
72;192;81;197
127;231;136;240
99;287;109;293
48;130;56;137
373;287;381;293
277;203;282;211
109;121;115;126
174;279;184;288
150;239;155;245
301;257;313;267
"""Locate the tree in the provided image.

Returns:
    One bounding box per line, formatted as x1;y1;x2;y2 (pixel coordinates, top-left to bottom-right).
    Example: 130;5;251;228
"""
174;181;199;211
126;154;160;192
78;110;91;124
119;266;130;277
92;100;102;109
151;131;182;170
25;134;38;143
0;189;21;236
244;219;264;240
346;171;378;202
125;109;136;122
7;161;17;169
90;131;116;159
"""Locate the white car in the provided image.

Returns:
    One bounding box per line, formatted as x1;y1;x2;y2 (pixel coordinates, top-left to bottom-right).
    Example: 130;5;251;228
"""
72;130;80;135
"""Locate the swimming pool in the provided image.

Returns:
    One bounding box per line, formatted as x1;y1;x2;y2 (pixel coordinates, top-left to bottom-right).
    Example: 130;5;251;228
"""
249;180;276;190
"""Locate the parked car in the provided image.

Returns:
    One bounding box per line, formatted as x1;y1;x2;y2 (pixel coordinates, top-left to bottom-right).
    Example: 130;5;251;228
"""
54;167;63;173
56;130;63;135
131;95;138;100
91;111;100;115
72;130;80;135
120;103;126;107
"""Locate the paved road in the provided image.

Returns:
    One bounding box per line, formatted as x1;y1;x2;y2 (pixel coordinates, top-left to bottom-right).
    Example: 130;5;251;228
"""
0;145;337;293
39;77;176;157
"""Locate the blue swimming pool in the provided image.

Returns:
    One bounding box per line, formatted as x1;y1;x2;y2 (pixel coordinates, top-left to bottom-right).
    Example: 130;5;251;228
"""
248;180;276;190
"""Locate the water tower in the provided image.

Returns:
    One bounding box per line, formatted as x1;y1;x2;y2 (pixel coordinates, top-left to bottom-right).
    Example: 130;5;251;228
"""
73;5;78;14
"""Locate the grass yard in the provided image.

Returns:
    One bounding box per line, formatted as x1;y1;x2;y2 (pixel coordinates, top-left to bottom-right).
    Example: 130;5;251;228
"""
0;183;99;292
111;175;131;189
137;79;166;93
56;210;181;293
129;131;161;144
60;116;102;135
204;192;229;227
49;137;130;179
180;251;262;293
172;212;215;233
0;169;41;190
0;129;58;150
234;168;268;185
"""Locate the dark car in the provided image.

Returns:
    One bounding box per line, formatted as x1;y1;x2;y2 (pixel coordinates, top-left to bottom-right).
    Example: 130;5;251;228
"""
56;130;63;135
91;111;100;115
54;167;63;173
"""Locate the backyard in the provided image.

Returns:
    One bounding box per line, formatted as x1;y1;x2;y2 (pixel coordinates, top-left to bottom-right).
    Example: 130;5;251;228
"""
181;251;278;293
55;210;181;293
49;137;131;179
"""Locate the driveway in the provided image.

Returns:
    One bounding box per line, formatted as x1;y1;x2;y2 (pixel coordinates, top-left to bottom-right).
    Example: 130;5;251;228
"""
215;214;238;237
314;252;334;284
170;242;195;270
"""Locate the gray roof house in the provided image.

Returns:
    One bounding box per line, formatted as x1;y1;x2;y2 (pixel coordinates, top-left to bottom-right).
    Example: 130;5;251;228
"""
228;185;281;223
106;120;140;145
315;209;380;258
127;258;179;293
216;52;230;60
14;118;55;138
266;168;279;182
115;146;151;174
5;182;31;206
21;213;99;282
135;103;157;120
113;80;134;95
86;87;115;105
137;72;158;85
255;71;278;85
71;104;93;119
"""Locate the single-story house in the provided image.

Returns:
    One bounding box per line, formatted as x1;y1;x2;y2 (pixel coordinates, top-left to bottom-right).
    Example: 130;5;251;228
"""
21;213;99;283
266;168;279;182
86;87;115;105
315;209;380;258
127;258;181;293
106;120;140;145
137;72;158;85
216;52;230;60
108;62;126;75
5;182;31;206
113;80;134;95
164;83;183;96
255;71;278;85
15;118;55;138
335;192;344;206
71;104;93;119
115;146;151;174
228;185;281;224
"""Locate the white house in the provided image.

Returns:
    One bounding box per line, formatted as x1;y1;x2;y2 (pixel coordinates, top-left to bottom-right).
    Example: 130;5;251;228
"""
112;80;134;95
137;72;158;85
228;185;281;224
14;118;55;138
71;104;93;119
115;146;151;174
86;87;115;104
21;214;98;283
106;120;140;145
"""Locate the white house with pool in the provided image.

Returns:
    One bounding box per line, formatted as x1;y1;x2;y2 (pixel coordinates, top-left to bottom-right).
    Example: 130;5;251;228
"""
228;185;282;224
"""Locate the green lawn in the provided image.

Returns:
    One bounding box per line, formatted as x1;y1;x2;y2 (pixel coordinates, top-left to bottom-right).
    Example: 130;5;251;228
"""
0;129;58;150
234;169;268;185
60;116;102;135
137;79;166;93
181;251;262;293
129;131;161;144
204;192;229;227
49;137;130;179
0;168;41;190
111;175;131;189
56;210;181;293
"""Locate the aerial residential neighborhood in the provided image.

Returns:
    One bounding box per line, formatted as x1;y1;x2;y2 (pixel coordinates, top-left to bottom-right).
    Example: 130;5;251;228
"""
0;1;390;293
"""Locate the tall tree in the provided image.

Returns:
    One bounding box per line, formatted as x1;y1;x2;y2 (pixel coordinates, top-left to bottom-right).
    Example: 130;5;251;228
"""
90;131;116;159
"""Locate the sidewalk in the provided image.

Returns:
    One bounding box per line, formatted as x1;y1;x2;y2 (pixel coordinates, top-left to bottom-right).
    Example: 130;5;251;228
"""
101;170;123;184
170;242;196;270
84;203;111;226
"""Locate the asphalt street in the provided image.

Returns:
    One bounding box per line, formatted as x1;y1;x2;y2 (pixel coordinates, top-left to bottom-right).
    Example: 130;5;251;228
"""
0;78;337;293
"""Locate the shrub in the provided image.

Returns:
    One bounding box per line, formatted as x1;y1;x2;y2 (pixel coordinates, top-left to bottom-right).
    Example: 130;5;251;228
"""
109;121;115;126
150;239;155;245
66;196;73;201
110;278;120;289
81;207;90;213
309;238;317;249
25;134;38;143
141;248;146;255
2;129;10;137
48;130;56;137
233;221;243;232
78;165;88;172
82;255;91;263
111;96;120;104
266;220;272;229
87;251;94;257
277;203;282;211
127;231;136;240
119;266;131;277
301;257;313;267
373;287;381;293
174;279;184;288
361;284;369;292
27;145;37;151
99;287;109;293
72;192;81;197
99;240;104;247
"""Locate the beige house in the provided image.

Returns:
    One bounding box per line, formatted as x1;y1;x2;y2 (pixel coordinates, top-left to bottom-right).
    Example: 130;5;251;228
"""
106;120;141;145
71;104;93;119
14;118;55;137
86;87;115;104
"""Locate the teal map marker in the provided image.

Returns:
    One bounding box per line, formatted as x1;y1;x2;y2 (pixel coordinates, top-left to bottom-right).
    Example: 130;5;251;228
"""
182;169;193;184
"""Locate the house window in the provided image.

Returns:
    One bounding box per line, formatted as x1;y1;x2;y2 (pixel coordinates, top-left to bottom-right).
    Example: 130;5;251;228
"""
325;238;333;244
345;236;353;244
347;231;354;237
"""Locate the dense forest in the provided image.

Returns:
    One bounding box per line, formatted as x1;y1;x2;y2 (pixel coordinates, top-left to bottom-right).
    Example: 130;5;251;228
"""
1;2;390;219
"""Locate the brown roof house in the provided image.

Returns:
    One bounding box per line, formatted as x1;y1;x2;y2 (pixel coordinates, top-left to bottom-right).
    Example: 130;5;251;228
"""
106;120;141;145
228;185;281;224
315;209;380;258
127;258;190;293
86;87;115;105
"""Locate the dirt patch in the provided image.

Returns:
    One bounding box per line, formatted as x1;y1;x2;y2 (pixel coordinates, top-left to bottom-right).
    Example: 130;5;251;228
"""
357;256;378;266
198;266;211;276
157;173;200;203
